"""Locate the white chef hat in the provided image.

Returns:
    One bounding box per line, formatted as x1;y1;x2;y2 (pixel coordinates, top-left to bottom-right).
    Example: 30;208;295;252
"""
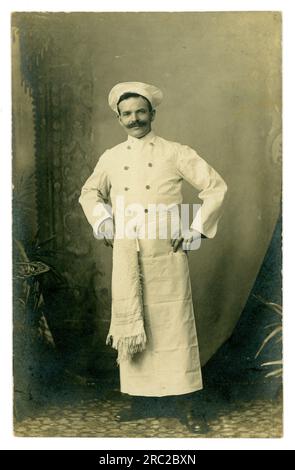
108;81;163;113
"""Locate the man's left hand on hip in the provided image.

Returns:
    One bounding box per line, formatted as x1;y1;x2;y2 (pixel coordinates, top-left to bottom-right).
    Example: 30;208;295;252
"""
171;229;206;253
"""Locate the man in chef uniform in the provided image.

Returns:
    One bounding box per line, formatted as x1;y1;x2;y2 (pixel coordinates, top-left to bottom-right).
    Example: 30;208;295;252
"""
79;82;227;434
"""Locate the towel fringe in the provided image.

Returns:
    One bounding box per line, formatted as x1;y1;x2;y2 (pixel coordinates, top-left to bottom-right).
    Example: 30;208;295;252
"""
106;331;147;365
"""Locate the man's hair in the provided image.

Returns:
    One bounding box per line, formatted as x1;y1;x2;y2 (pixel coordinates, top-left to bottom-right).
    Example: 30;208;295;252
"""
117;92;153;114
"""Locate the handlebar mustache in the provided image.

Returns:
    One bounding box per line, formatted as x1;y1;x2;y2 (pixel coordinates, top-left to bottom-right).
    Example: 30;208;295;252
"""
127;121;147;128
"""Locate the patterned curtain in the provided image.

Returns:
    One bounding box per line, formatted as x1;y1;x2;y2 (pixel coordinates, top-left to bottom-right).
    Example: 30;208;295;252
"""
13;13;113;377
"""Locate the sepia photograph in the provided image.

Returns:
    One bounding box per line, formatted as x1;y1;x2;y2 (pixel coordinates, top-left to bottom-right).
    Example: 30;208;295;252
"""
11;10;282;439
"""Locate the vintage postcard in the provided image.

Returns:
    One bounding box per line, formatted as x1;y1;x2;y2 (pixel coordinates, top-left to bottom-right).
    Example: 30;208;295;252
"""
11;10;282;440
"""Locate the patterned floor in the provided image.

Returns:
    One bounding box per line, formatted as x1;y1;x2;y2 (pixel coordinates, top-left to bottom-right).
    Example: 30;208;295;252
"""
14;389;282;438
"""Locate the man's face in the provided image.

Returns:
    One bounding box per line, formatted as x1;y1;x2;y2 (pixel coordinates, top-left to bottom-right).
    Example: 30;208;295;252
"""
118;96;155;139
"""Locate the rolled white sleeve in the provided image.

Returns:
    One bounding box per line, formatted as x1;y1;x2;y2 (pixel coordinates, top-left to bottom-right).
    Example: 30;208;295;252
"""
176;145;227;238
79;151;113;236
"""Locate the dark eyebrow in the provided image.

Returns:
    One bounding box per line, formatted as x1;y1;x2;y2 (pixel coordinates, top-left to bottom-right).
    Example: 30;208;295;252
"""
122;108;147;114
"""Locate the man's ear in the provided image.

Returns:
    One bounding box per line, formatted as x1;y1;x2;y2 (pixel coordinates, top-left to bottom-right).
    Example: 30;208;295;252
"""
151;109;156;122
117;113;124;128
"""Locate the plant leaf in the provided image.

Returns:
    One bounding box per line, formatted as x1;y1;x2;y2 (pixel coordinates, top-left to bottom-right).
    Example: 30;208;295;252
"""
253;295;282;315
261;360;283;367
264;322;281;329
265;368;283;378
267;303;282;316
14;239;29;262
35;235;57;247
255;326;283;358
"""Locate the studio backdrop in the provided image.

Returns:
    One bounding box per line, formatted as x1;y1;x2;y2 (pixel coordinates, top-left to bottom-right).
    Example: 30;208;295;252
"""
12;12;281;377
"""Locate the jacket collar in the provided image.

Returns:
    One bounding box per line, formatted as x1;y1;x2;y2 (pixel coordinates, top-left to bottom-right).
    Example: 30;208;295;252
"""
127;130;156;148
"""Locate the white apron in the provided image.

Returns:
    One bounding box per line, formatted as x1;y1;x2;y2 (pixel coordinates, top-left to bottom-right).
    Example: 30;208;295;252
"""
116;236;203;397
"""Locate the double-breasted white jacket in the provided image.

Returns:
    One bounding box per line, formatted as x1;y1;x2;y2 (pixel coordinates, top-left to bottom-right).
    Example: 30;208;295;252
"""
79;130;227;397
